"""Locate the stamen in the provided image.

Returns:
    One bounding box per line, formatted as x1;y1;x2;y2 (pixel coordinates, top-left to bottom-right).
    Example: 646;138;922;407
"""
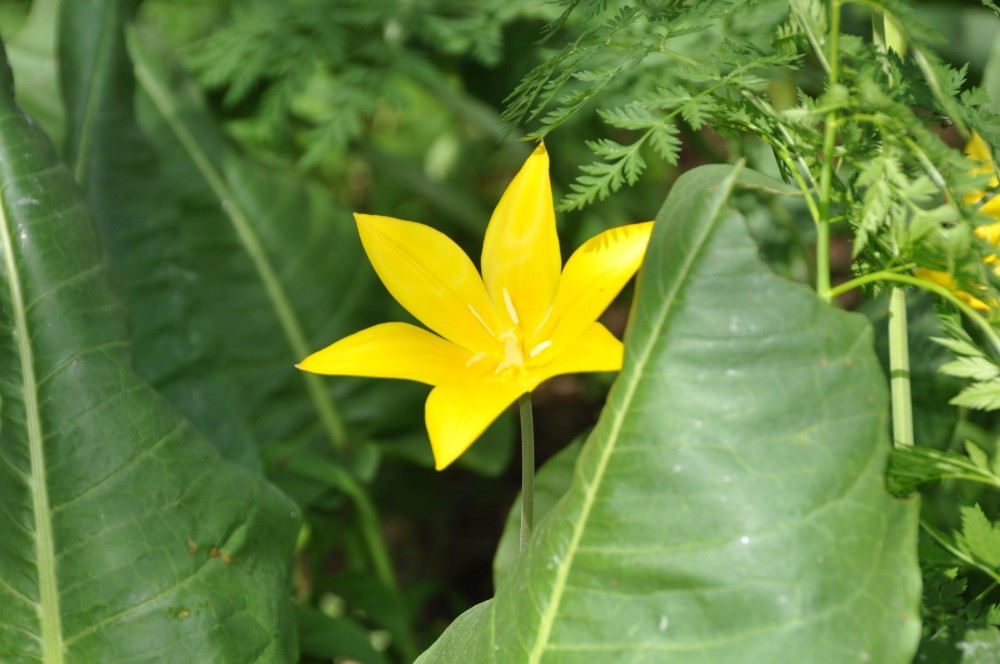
528;340;552;358
502;287;520;325
467;304;496;338
465;351;488;367
532;305;554;337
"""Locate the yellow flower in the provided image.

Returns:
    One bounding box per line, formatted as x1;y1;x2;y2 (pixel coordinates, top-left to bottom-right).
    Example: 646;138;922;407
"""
297;144;653;469
965;131;1000;218
915;133;1000;311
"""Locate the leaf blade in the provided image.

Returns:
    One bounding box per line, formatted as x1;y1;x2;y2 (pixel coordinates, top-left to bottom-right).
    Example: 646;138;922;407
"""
0;37;300;662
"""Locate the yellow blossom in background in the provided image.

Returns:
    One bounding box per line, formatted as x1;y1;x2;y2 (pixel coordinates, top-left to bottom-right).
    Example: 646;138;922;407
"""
965;131;1000;217
915;133;1000;311
298;144;653;469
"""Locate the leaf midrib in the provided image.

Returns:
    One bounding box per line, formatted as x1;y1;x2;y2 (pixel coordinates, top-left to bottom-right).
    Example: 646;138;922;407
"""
0;163;65;662
526;167;743;662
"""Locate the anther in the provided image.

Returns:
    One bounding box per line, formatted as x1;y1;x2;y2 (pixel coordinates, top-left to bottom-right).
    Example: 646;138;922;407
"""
467;304;496;338
528;340;552;358
502;287;520;325
465;351;488;367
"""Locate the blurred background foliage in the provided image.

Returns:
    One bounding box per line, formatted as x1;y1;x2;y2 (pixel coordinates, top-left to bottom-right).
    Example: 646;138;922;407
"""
3;0;1000;661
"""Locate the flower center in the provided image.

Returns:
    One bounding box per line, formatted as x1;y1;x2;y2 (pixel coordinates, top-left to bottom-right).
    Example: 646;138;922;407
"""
476;287;555;377
495;329;525;373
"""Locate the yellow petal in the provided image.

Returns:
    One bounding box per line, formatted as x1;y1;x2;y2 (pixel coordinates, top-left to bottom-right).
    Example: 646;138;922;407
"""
426;382;524;470
967;132;994;167
975;221;1000;246
979;195;1000;220
296;322;478;385
533;322;624;385
542;221;654;351
481;143;561;333
914;267;991;311
966;133;999;207
356;214;502;353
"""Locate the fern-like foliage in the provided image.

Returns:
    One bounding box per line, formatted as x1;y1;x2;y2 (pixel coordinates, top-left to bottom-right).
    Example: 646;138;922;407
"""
504;0;800;210
502;0;1000;285
182;0;557;169
931;311;1000;411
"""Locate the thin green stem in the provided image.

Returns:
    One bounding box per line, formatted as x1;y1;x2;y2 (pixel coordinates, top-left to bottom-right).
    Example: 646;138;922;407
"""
815;218;831;299
519;393;535;552
827;0;841;85
888;288;914;448
828;270;1000;354
815;0;842;301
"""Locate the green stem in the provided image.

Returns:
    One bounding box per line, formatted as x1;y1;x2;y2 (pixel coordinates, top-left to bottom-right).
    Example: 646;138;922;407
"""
815;217;831;299
816;0;842;301
337;473;397;593
828;270;1000;354
519;393;535;552
888;288;914;447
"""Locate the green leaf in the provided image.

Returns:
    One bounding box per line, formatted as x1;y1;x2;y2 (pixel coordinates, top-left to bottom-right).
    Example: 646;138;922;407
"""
959;504;1000;567
126;29;362;459
951;379;1000;411
62;19;424;488
939;357;1000;381
6;0;63;144
0;37;299;662
58;0;261;470
932;336;985;358
296;605;389;664
417;164;920;663
955;627;1000;664
966;441;991;472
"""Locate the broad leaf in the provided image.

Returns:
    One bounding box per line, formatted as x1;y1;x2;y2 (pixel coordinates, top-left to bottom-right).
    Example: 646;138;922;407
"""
418;165;921;663
126;23;384;473
0;38;299;661
6;0;62;144
58;0;260;470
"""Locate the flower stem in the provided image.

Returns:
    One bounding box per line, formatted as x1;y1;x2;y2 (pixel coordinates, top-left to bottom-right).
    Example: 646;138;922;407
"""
519;393;535;552
888;287;914;448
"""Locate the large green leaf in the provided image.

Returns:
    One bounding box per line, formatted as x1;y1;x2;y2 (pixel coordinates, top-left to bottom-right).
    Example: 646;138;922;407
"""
418;165;921;663
6;0;62;145
0;38;299;662
57;0;262;470
118;22;479;483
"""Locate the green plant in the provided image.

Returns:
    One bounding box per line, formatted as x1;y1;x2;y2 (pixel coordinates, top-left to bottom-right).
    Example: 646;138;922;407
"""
2;0;999;662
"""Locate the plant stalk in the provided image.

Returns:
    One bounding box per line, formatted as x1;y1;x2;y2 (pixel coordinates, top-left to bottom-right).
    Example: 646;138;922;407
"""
816;0;842;301
519;393;535;552
888;287;914;447
828;270;1000;354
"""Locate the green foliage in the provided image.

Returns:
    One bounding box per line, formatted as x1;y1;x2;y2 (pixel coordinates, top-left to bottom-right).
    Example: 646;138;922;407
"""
931;311;1000;411
4;0;1000;661
166;0;557;170
0;34;299;661
505;0;801;210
